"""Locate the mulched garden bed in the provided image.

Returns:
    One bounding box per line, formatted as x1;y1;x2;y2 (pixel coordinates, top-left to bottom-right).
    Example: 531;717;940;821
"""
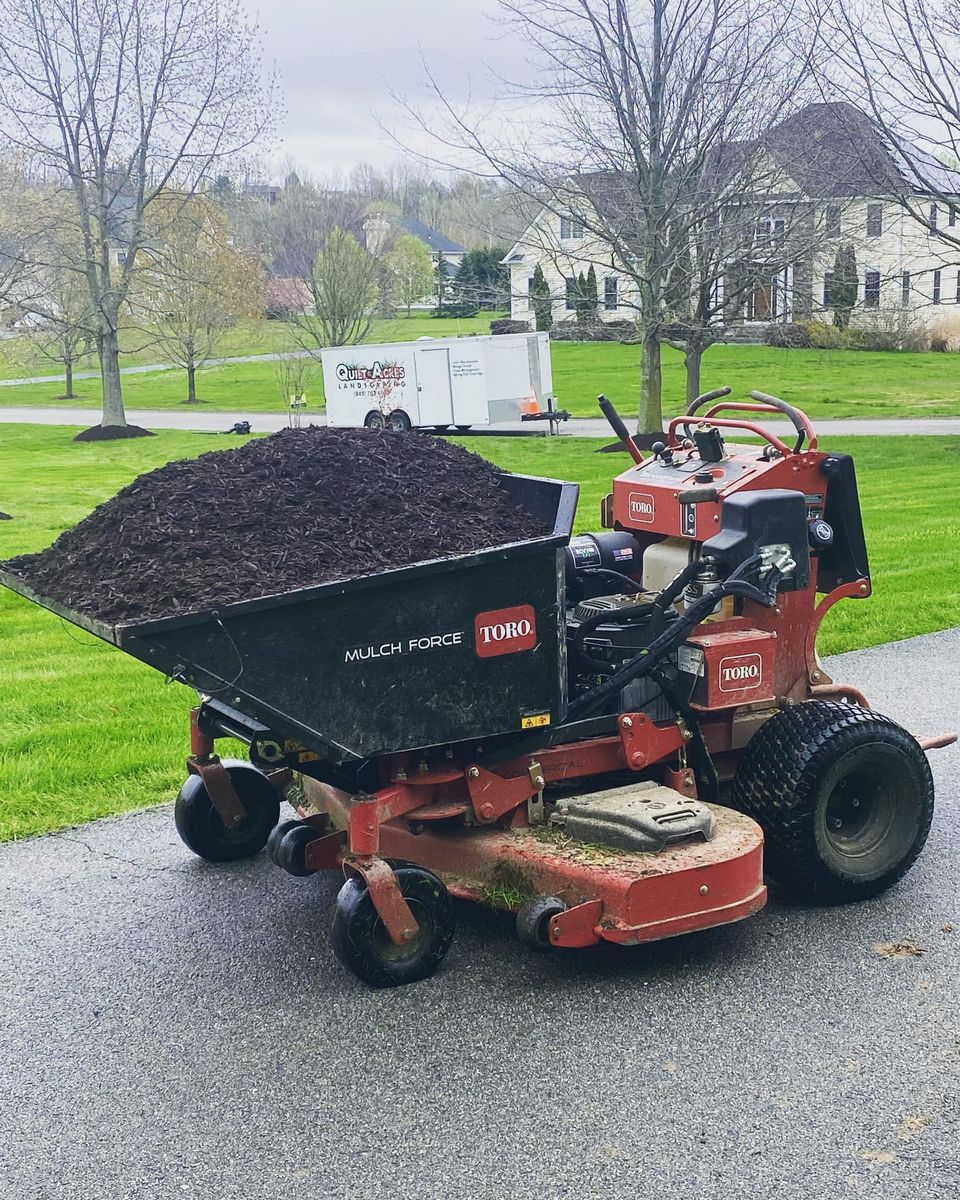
3;427;547;622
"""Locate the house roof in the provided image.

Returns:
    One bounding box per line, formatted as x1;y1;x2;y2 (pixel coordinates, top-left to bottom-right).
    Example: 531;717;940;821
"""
503;101;960;264
732;101;960;199
395;215;466;256
762;102;904;197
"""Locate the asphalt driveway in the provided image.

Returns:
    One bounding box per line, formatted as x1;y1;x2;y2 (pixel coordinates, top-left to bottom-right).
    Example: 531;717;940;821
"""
2;628;959;1199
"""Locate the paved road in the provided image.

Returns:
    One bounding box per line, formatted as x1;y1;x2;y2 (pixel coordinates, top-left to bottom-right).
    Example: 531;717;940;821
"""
2;628;959;1199
2;404;960;438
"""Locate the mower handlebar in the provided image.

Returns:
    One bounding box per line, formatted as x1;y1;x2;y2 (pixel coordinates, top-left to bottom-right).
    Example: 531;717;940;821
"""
689;386;732;407
678;389;816;453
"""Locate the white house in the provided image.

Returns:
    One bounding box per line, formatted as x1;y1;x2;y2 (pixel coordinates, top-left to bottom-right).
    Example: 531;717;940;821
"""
504;102;960;334
363;212;466;275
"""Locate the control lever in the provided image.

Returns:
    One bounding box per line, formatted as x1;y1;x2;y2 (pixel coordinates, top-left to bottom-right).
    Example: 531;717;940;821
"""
598;395;643;465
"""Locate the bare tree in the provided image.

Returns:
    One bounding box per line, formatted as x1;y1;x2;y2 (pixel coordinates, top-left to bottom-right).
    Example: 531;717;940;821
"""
273;351;316;428
30;264;94;398
137;195;265;403
815;0;960;255
0;0;274;437
399;0;813;434
238;171;367;281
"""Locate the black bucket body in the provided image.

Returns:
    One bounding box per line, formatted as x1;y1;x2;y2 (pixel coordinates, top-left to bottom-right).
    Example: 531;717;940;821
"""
1;473;578;761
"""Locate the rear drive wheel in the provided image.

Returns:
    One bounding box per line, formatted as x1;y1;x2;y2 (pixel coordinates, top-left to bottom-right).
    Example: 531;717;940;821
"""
733;701;933;903
174;761;280;863
385;410;412;432
516;895;566;951
363;411;385;430
332;865;455;987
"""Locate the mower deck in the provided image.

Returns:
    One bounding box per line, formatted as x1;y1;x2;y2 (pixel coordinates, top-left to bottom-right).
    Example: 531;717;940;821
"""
298;782;766;948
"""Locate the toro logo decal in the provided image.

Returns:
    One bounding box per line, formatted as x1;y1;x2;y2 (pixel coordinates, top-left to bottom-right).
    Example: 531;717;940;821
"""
628;491;656;524
718;653;763;692
475;605;537;658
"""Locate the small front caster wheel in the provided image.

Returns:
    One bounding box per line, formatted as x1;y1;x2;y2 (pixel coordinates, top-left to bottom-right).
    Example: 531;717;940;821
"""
516;895;566;951
268;820;321;877
332;865;455;988
174;760;280;863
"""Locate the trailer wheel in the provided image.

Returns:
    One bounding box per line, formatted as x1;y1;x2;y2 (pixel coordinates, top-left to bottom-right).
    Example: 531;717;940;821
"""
732;702;934;903
174;761;280;863
332;865;455;987
267;820;320;876
385;410;411;432
516;895;566;951
363;411;385;430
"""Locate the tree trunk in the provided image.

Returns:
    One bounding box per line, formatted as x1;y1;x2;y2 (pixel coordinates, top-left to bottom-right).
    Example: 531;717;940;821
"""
99;328;126;426
685;342;705;406
637;322;663;438
187;363;198;403
64;357;74;400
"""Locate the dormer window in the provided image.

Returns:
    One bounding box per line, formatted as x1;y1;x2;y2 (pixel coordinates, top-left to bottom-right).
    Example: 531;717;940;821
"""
560;216;585;240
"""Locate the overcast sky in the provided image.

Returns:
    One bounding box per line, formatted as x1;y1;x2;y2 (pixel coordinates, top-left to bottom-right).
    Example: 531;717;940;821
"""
256;0;532;179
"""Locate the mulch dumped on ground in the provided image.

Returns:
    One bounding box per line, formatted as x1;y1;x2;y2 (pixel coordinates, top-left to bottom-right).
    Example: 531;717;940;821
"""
3;427;548;622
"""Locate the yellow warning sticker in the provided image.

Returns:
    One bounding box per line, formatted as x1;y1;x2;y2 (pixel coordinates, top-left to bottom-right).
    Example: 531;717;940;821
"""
521;712;551;730
283;738;322;763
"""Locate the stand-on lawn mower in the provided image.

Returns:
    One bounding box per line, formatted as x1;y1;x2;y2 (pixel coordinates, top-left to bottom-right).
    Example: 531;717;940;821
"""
5;389;954;987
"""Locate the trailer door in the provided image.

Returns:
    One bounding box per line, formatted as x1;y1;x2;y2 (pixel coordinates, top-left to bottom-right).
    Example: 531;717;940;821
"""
415;348;454;426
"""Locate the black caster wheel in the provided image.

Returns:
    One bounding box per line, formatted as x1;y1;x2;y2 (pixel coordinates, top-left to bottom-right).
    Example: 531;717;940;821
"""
174;760;280;863
267;820;321;877
332;865;455;988
516;895;566;951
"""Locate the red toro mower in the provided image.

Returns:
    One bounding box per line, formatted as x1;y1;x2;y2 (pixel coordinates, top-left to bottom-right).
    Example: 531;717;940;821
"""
5;389;953;987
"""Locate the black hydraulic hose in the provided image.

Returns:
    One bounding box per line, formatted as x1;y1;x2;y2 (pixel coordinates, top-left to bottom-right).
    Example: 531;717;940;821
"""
646;556;712;638
578;568;644;594
568;556;774;719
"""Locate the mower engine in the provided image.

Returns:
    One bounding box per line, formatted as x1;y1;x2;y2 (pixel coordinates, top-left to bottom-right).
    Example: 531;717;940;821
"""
562;390;866;741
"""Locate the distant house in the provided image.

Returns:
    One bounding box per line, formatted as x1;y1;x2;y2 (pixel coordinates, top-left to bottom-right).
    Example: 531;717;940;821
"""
362;212;466;274
266;277;312;317
243;182;283;206
505;101;960;334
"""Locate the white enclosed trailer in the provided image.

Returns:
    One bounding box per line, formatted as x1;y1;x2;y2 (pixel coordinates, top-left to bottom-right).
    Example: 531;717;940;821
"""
321;332;555;431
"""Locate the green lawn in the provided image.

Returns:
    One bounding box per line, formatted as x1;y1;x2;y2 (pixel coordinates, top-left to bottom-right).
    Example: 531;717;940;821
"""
3;335;960;420
1;425;958;841
0;311;504;392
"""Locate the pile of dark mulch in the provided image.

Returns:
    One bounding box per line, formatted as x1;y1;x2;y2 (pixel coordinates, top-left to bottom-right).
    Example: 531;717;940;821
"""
3;427;548;622
74;424;156;442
